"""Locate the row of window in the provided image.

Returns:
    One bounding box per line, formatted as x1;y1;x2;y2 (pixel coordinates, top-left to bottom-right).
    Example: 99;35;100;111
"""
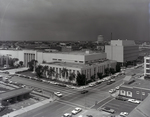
120;90;145;97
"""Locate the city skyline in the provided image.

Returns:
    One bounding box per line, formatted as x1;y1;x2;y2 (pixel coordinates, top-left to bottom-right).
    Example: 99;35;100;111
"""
0;0;149;41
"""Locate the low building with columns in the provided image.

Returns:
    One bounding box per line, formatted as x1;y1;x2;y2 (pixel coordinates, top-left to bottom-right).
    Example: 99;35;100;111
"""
0;49;117;83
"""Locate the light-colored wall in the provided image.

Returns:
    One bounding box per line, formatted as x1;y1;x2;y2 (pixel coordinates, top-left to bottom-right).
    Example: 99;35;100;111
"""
84;53;106;62
0;50;24;61
105;45;138;62
105;46;124;62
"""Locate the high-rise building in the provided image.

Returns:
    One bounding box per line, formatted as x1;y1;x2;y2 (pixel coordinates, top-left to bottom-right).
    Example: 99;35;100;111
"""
105;39;139;63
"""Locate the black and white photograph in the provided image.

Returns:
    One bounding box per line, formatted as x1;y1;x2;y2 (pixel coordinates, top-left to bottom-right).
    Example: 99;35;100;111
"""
0;0;150;117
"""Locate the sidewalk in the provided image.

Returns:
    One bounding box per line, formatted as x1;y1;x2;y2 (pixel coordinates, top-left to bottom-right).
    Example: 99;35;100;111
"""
2;98;53;117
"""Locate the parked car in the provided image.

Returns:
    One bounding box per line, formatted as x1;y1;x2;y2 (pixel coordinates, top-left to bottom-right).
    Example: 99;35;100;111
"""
115;96;127;101
128;99;140;104
81;90;88;94
120;112;128;117
110;79;115;82
109;89;116;94
106;81;113;85
115;86;120;90
54;92;63;97
72;107;82;115
62;113;72;117
101;107;115;114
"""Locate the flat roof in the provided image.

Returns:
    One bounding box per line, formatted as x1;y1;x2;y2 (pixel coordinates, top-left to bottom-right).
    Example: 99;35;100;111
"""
122;79;150;90
41;60;116;69
42;50;105;55
0;88;31;101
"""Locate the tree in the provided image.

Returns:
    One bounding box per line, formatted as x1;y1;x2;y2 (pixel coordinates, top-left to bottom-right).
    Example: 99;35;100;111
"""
69;72;76;83
47;67;55;79
13;58;19;67
104;68;110;76
110;68;115;74
35;65;43;78
28;59;38;71
76;73;86;86
97;72;103;79
61;68;68;81
42;65;49;78
19;61;23;67
116;63;121;72
91;74;96;81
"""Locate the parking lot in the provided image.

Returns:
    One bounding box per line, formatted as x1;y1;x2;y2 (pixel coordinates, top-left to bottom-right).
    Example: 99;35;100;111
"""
100;98;140;115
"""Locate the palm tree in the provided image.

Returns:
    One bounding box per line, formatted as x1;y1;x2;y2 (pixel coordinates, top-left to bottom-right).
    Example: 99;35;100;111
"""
42;65;49;78
61;68;68;82
69;72;76;83
48;67;55;79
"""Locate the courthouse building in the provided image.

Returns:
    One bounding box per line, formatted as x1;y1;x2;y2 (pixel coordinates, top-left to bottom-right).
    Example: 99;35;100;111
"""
0;49;117;83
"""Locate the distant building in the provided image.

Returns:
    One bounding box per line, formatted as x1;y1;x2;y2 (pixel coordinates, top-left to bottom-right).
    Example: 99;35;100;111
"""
119;79;150;101
144;56;150;77
97;35;104;43
105;39;139;63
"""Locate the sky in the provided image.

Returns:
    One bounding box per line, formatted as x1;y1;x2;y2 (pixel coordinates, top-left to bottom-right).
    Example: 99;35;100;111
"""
0;0;149;41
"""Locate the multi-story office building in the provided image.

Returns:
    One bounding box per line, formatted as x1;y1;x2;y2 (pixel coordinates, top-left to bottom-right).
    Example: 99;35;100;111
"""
105;39;139;63
144;56;150;77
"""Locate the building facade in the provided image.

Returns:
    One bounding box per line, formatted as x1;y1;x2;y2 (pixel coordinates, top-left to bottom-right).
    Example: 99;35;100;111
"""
0;49;117;83
144;56;150;77
105;40;139;63
41;60;117;83
119;79;150;101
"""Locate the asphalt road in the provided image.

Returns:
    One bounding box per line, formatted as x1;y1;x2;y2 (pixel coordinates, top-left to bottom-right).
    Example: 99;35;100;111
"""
0;65;144;117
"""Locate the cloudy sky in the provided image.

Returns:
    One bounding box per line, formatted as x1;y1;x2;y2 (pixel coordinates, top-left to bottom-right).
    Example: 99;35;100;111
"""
0;0;149;41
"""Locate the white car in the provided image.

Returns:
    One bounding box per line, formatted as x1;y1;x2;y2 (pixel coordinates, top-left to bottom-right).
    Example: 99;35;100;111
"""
72;107;82;115
62;113;72;117
120;112;128;116
109;89;116;94
54;92;63;97
115;86;120;90
128;99;140;104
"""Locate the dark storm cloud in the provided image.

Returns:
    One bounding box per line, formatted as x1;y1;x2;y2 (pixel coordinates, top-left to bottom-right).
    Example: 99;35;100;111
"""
0;0;149;41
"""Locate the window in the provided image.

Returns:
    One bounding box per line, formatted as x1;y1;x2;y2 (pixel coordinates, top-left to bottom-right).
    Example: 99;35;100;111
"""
53;58;57;60
58;59;62;61
127;91;132;97
75;61;78;62
146;64;150;68
120;90;126;96
146;59;150;63
79;61;83;63
146;69;150;73
136;91;139;94
142;92;145;95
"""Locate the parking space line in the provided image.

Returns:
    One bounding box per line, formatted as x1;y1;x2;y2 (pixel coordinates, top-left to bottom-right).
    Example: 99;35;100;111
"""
97;98;114;110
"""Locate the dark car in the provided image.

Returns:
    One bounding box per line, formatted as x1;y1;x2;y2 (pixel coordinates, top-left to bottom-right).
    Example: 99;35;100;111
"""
81;90;88;94
115;96;127;101
107;81;113;85
101;107;115;114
